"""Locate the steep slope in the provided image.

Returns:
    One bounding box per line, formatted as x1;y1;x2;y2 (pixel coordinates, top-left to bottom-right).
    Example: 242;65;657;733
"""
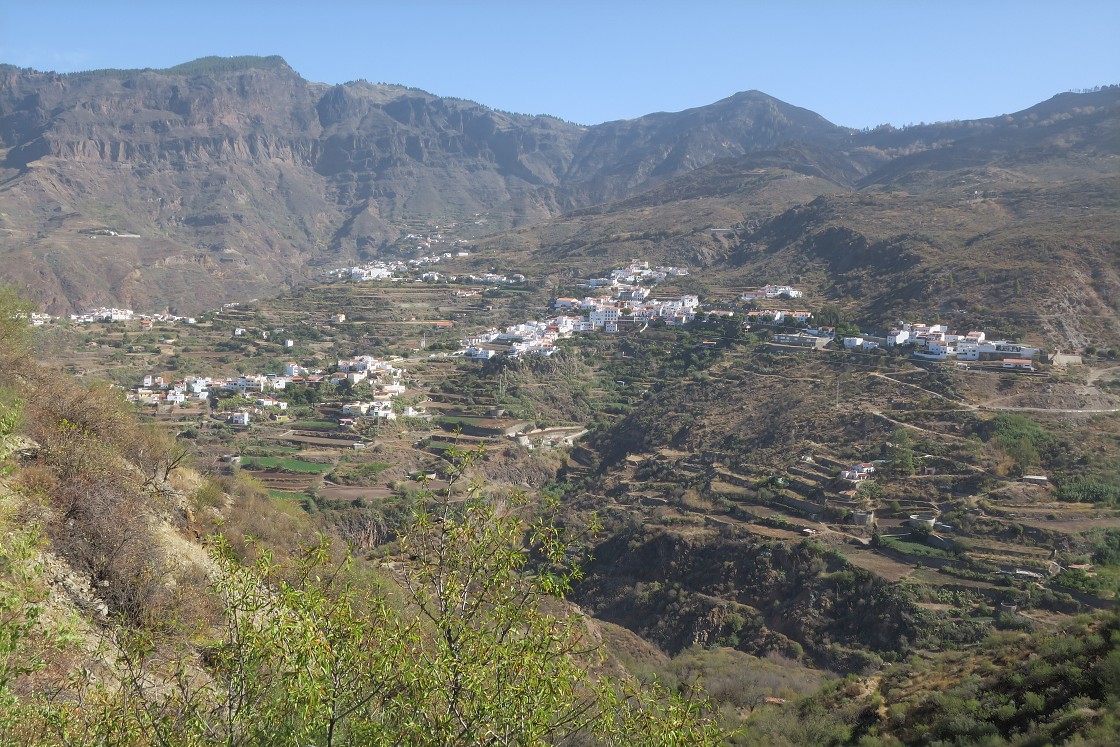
0;59;858;315
0;56;1115;319
561;90;856;200
856;86;1120;191
725;168;1120;349
0;57;586;313
470;86;1120;349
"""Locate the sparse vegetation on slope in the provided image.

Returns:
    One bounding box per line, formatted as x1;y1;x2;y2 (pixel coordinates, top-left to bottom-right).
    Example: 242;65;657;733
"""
0;288;724;744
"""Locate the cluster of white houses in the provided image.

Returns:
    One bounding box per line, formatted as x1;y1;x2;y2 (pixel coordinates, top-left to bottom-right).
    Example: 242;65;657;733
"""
68;307;198;325
841;462;878;482
26;312;54;326
735;285;813;326
335;356;418;422
739;284;804;301
125;354;412;426
584;260;690;288
459;262;709;360
323;249;470;283
766;315;1042;371
840;322;1041;368
552;293;702;332
462;319;570;359
449;271;526;285
552;262;699;328
747;308;814;324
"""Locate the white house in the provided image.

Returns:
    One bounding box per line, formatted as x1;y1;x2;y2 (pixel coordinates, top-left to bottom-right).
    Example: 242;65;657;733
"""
739;290;769;302
228;411;251;426
551;316;578;334
233;375;268;394
369;400;396;419
618;286;651;301
1002;358;1035;371
748;309;785;323
590;307;621;329
467;347;496;360
984;342;1040;360
956;342;981;361
761;284;803;298
927;340;952;357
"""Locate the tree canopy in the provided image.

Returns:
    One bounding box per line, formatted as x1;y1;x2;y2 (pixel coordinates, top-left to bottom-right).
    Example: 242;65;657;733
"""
0;447;722;746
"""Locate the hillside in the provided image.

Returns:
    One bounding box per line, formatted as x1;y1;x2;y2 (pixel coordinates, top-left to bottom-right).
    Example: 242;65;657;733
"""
0;289;725;745
0;57;848;315
1;56;1115;321
10;243;1120;742
470;93;1120;350
3;55;1120;745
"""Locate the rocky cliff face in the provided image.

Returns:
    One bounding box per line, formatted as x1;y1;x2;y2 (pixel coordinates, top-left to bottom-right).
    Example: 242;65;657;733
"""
0;57;1116;315
0;58;850;313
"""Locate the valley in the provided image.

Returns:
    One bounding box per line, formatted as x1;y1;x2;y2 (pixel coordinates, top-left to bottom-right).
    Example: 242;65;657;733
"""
24;255;1120;740
1;57;1118;744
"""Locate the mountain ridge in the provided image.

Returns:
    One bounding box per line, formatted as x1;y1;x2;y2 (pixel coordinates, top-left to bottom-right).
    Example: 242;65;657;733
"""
0;56;1116;317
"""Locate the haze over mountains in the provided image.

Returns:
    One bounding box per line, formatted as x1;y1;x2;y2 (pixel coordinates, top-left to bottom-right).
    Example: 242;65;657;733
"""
0;55;1116;342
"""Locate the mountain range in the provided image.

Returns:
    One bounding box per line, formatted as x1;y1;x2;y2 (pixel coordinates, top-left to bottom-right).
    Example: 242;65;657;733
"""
0;55;1117;339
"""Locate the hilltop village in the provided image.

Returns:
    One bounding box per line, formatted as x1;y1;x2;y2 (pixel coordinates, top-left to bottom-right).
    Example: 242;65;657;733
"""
36;242;1098;642
452;260;1043;373
16;232;1120;747
3;58;1119;746
73;255;1052;441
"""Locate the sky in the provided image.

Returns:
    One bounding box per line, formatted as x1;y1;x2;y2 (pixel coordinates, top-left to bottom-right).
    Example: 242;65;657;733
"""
2;1;1117;129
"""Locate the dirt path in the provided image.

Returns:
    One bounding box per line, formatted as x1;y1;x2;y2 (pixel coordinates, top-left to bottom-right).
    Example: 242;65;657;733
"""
1086;364;1120;386
870;371;1120;415
867;371;972;409
868;408;973;442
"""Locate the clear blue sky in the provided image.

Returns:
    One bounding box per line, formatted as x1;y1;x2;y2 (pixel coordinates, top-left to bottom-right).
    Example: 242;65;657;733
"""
3;1;1117;129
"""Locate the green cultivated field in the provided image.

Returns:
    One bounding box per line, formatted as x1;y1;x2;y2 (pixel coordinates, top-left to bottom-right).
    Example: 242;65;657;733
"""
241;456;332;473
